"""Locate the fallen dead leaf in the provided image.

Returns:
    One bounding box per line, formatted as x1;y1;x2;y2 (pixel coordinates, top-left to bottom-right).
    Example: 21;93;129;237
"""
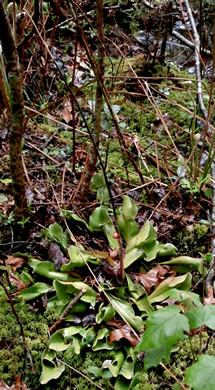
61;99;72;123
0;256;27;272
0;376;28;390
9;274;26;291
109;324;139;347
133;265;173;294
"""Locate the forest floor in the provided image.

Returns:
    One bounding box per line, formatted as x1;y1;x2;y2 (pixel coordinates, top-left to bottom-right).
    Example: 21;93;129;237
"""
0;1;215;389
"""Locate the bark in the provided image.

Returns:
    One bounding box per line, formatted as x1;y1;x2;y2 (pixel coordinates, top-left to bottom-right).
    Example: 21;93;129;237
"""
0;0;27;219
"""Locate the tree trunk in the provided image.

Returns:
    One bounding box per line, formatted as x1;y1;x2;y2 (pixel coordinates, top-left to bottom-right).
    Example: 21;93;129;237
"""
0;0;27;219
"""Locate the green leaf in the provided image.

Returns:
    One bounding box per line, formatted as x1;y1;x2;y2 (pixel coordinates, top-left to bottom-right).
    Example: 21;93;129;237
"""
62;244;100;270
0;194;8;203
143;240;160;262
186;305;215;330
107;293;144;331
160;256;203;274
40;350;65;384
90;173;105;190
135;305;189;370
126;274;146;300
29;259;70;281
87;366;103;378
186;307;205;329
118;215;139;243
148;273;192;303
19;282;52;301
185;355;215;390
89;206;111;231
134;296;153;313
96;303;115;324
167;288;202;308
89;207;119;249
203;305;215;330
103;221;119;250
63;212;90;230
123;247;144;269
157;243;177;257
48;223;63;237
47;223;70;249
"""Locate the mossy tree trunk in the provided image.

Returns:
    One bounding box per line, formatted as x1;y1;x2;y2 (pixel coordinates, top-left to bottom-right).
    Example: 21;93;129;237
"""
0;0;27;219
80;0;104;199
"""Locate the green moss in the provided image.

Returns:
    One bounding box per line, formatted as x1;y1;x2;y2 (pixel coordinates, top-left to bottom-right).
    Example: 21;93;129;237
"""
0;300;54;387
173;223;209;256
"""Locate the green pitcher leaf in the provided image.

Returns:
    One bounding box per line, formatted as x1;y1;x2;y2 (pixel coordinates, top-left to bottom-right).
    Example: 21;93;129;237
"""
103;221;119;250
92;328;114;351
143;240;160;262
19;282;52;301
157;243;177;257
119;347;137;379
89;207;119;249
125;221;156;254
62;244;100;270
62;212;90;230
117;196;139;242
117;215;139;243
134;296;153;313
0;194;8;203
121;195;138;219
109;351;124;377
48;326;83;351
29;259;70;281
40;350;65;384
126;274;146;300
54;280;96;305
148;273;192;303
115;377;130;390
89;206;111;231
96;303;116;324
185;355;215;390
97;186;109;203
160;256;203;274
107;293;144;331
135;305;189;370
48;223;63;237
47;223;70;250
124;247;144;269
